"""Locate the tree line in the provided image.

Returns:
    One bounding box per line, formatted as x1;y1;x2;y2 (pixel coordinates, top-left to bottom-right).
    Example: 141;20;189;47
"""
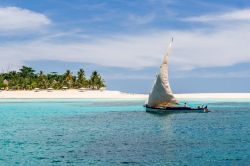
0;66;105;90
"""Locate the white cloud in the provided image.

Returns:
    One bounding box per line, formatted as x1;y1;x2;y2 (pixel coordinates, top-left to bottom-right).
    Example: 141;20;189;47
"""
1;25;250;71
127;14;155;25
1;8;250;72
184;8;250;22
0;6;51;31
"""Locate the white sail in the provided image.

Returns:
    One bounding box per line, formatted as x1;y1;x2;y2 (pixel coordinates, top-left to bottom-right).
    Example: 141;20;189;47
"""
147;39;178;107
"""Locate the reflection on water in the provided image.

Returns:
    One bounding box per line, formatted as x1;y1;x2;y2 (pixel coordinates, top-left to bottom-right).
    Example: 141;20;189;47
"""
0;99;250;165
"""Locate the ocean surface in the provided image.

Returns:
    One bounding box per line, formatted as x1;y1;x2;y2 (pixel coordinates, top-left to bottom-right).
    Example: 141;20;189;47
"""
0;99;250;166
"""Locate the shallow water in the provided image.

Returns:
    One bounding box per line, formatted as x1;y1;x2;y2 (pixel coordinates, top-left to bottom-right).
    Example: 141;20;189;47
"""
0;99;250;165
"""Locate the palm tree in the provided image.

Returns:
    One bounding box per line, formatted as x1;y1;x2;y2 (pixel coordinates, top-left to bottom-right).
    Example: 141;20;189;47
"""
89;71;105;89
37;71;48;89
18;66;36;90
63;70;73;88
47;72;61;89
7;71;20;90
0;75;4;88
19;66;35;78
77;68;86;88
0;67;105;90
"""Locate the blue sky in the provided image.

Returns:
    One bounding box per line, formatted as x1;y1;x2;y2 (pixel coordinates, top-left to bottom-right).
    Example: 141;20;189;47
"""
0;0;250;93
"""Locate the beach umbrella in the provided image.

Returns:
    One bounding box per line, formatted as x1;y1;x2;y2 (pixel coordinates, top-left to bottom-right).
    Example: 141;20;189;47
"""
47;88;53;92
62;86;68;90
100;87;106;91
3;79;8;85
34;88;40;92
78;87;88;92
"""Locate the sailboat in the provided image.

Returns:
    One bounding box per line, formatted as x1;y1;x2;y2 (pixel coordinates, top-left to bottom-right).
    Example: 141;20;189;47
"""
144;38;209;113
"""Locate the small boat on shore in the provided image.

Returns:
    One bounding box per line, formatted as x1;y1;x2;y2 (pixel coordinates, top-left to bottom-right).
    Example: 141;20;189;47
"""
144;38;209;114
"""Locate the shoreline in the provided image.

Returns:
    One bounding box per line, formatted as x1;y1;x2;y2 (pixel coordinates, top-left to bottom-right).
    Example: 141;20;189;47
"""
0;90;250;99
0;90;147;99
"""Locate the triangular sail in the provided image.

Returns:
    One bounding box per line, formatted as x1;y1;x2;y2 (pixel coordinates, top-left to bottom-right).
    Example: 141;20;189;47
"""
147;39;178;107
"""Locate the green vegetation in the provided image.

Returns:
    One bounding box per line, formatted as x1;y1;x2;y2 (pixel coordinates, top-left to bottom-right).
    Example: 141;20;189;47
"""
0;66;105;90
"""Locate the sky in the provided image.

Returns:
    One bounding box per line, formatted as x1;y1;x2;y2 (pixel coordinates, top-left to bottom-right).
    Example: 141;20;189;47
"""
0;0;250;93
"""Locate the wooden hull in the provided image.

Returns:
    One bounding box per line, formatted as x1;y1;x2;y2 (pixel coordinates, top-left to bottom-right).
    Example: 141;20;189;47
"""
144;105;209;114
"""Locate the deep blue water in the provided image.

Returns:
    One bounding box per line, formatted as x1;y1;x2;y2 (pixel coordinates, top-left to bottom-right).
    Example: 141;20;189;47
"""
0;99;250;165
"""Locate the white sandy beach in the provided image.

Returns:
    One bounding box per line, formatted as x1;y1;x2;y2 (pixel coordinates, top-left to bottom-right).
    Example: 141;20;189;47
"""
0;90;147;99
0;90;250;99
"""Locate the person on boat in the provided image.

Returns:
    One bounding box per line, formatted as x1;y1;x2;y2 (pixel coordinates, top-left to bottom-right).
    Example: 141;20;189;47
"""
184;102;187;107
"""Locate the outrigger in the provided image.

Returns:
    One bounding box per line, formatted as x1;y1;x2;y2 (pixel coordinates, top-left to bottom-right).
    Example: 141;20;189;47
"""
144;38;209;114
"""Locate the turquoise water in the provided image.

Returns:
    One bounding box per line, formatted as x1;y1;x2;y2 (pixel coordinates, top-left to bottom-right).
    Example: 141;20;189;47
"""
0;99;250;165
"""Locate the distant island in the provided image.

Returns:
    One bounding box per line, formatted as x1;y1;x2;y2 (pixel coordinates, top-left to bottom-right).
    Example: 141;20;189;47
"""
0;66;105;90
